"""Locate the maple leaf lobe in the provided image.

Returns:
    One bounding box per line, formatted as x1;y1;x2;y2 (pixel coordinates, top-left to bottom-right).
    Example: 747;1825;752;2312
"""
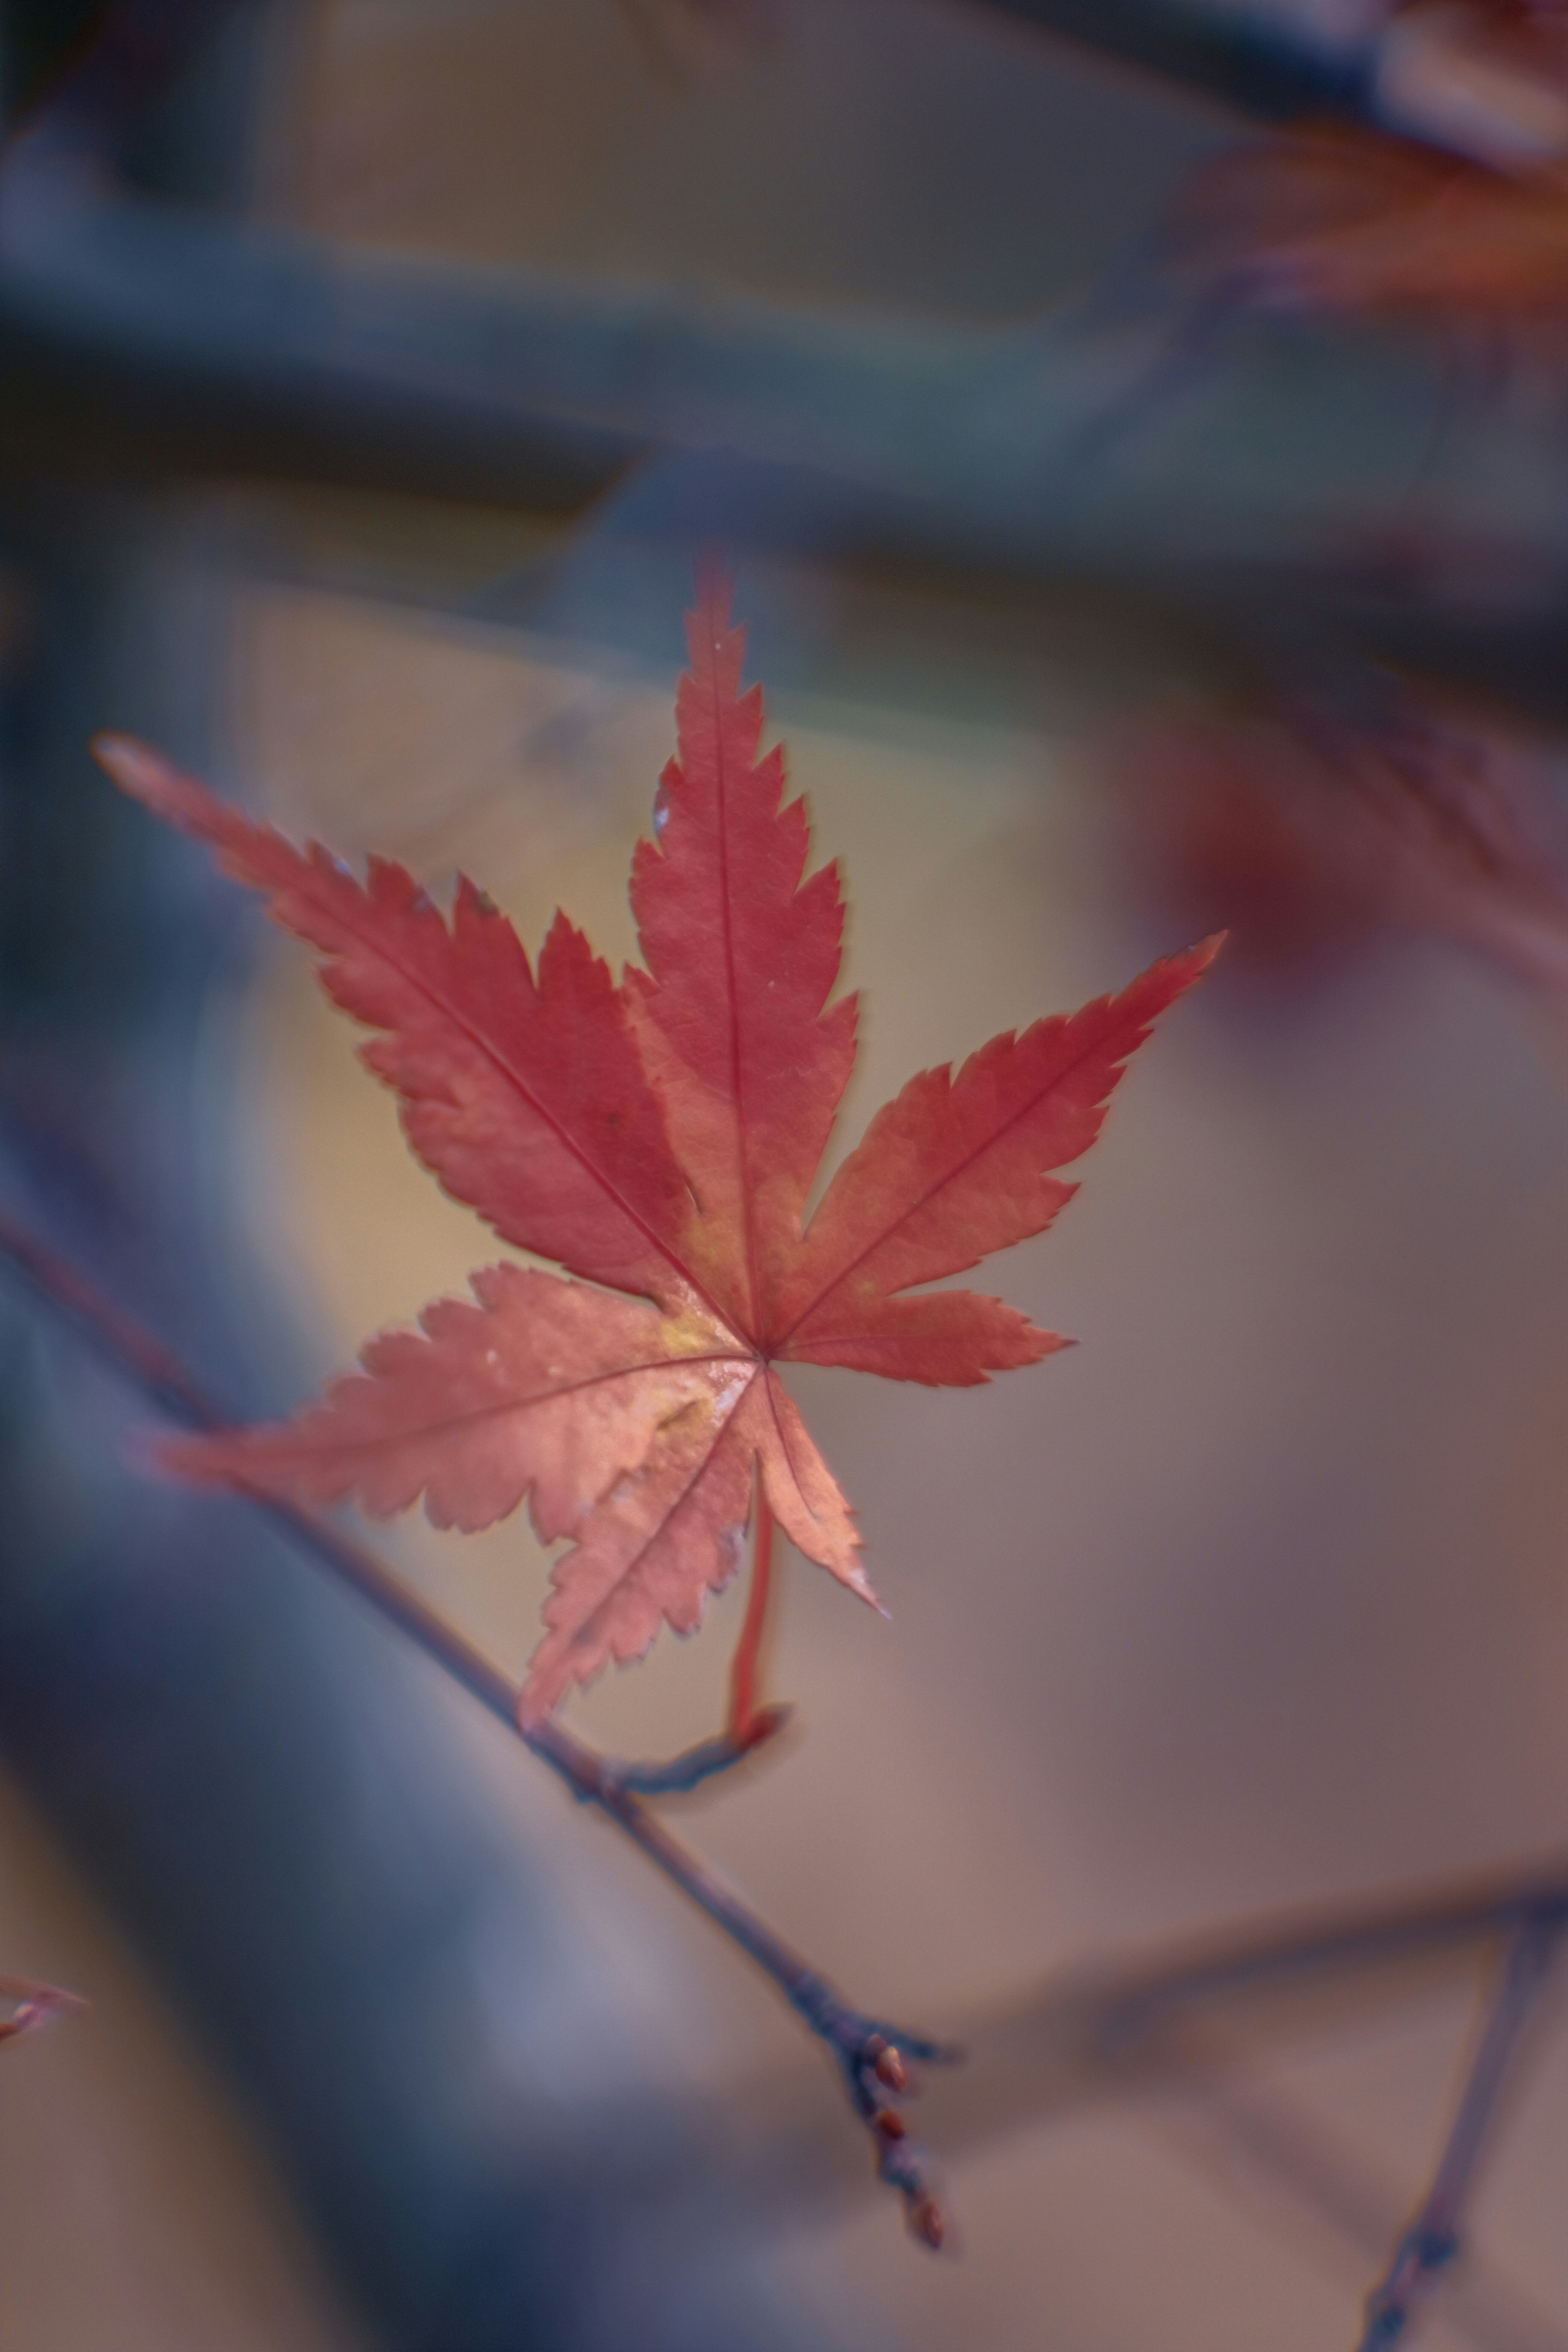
156;1263;752;1547
625;566;858;1340
775;937;1222;1384
93;730;702;1312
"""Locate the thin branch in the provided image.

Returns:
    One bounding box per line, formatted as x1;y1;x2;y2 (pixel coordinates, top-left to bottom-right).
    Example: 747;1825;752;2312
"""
957;0;1379;124
1355;1915;1562;2351
0;1207;955;2241
604;1703;793;1797
1179;2074;1566;2352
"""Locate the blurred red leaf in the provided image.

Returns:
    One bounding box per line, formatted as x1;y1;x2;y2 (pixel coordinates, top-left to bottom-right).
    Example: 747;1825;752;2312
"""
1176;119;1568;327
1116;695;1568;993
96;571;1215;1723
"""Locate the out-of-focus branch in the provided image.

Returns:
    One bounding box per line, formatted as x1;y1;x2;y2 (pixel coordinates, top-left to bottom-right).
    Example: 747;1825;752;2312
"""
1161;2071;1564;2352
0;1204;956;2244
6;0;1568;719
954;1858;1568;2139
956;0;1381;123
566;1858;1568;2345
924;1863;1568;2177
1355;1916;1562;2350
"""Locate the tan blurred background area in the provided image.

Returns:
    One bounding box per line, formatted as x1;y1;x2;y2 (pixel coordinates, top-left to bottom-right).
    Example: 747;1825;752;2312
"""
5;1;1568;2347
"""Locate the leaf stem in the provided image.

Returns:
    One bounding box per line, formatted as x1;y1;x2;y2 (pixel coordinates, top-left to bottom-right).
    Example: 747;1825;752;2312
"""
1353;1913;1561;2352
728;1483;776;1742
0;1206;955;2241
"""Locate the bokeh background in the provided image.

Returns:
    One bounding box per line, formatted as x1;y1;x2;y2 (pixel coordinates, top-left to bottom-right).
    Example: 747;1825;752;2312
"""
2;4;1568;2348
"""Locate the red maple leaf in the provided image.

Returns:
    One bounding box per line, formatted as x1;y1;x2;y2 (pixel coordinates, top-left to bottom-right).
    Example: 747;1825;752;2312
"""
94;571;1216;1727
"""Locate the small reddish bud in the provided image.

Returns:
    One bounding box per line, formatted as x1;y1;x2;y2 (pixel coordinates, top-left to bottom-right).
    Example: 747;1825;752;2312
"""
911;2196;946;2251
873;2108;906;2140
874;2044;909;2093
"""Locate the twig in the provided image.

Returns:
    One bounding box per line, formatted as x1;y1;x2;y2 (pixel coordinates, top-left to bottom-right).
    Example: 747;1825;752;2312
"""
602;1704;794;1797
0;1207;956;2242
1354;1915;1562;2351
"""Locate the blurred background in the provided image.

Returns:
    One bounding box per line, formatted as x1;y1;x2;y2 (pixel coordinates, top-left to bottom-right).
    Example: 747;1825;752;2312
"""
3;2;1568;2347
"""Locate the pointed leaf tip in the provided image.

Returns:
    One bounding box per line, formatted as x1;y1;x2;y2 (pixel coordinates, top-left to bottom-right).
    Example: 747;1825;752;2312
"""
771;934;1220;1382
93;731;168;803
691;546;735;624
93;731;233;840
